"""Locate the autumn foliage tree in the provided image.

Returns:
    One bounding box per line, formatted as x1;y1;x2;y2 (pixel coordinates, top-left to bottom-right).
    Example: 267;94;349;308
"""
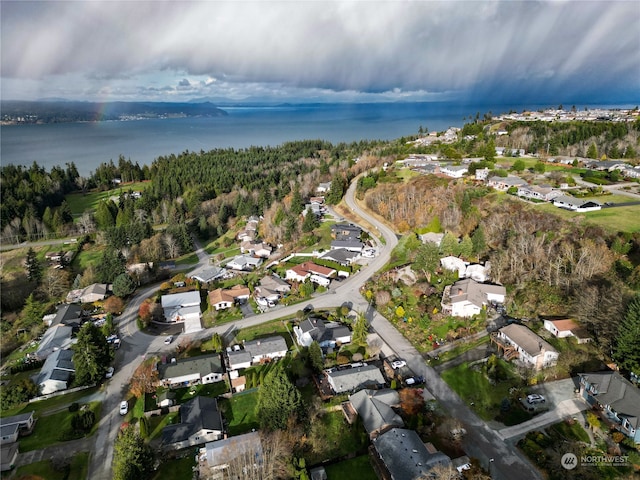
399;388;425;416
103;296;125;314
129;358;159;398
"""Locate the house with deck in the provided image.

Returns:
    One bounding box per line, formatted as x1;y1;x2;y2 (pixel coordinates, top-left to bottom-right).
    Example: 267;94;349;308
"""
243;336;288;364
579;371;640;444
493;324;559;371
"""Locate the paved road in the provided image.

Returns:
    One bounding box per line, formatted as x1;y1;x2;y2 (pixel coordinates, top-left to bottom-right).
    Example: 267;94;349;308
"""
87;172;543;480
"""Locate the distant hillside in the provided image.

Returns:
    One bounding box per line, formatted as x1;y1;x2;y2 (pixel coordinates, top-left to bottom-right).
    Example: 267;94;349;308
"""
1;100;227;124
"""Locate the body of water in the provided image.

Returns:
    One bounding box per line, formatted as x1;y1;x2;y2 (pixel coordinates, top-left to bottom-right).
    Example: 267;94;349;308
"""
0;102;625;176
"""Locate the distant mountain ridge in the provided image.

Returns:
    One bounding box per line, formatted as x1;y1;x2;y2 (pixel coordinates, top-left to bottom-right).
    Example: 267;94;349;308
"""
1;100;227;124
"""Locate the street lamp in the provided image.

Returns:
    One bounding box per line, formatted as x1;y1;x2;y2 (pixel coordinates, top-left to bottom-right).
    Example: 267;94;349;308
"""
489;458;494;478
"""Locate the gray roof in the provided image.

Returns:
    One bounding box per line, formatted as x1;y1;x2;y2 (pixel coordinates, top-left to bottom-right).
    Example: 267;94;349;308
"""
349;389;404;434
158;353;224;381
553;195;601;208
190;267;226;283
373;428;452;480
580;372;640;429
35;324;74;359
320;248;357;264
1;443;19;467
449;278;505;308
259;275;291;291
162;396;223;445
328;365;385;394
161;291;201;309
499;324;557;357
51;304;82;327
36;348;75;386
244;336;288;358
330;240;364;249
488;175;527;187
227;350;252;366
0;412;34;429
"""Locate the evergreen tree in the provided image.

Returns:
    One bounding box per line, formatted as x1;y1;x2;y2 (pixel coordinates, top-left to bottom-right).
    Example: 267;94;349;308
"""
302;209;319;232
112;426;154;480
291;187;304;216
326;174;346;205
308;342;324;373
73;322;113;385
458;234;474;259
614;294;640;375
352;311;368;345
25;247;42;283
256;364;303;431
439;232;459;256
586;143;598;159
414;243;440;279
511;159;526;172
112;273;137;298
471;226;487;257
20;293;46;330
96;248;126;283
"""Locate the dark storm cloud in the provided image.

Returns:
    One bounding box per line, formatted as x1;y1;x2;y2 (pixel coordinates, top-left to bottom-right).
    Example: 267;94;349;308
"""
1;1;638;102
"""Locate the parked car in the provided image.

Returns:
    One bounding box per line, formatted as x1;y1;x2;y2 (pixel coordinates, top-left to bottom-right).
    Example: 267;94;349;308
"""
119;401;128;416
391;360;407;369
526;394;545;404
105;366;114;379
405;377;416;385
164;335;173;345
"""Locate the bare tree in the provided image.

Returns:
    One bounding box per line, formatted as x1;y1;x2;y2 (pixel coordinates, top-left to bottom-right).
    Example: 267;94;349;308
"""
77;212;96;234
41;268;71;300
163;233;180;259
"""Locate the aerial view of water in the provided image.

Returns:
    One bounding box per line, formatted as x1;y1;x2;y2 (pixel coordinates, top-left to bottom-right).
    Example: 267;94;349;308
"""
0;102;626;176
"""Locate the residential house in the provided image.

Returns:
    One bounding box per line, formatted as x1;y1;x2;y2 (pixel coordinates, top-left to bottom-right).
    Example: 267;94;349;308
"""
303;203;324;217
240;241;272;258
587;160;627;171
162;396;224;450
227;350;252;370
161;291;202;334
440;164;468;178
464;263;490;283
285;264;311;283
34;349;75;394
543;319;591;343
48;303;82;328
230;374;246;393
327;365;385;394
487;175;527;191
199;431;262;478
495;324;559;370
226;255;262;271
158;353;225;388
553;195;602;212
320;248;358;266
441;278;506;318
330;223;362;241
255;275;291;302
372;428;452;480
0;412;34;445
349;389;403;438
418;232;444;246
243;336;288;364
190;266;228;284
293;318;352;348
579;371;640;444
66;283;109;304
517;185;562;202
330;239;364;252
34;324;74;360
208;285;250;311
440;256;466;277
316;182;332;193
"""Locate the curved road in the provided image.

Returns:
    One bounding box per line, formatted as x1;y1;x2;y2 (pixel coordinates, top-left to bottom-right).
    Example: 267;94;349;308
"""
88;173;542;480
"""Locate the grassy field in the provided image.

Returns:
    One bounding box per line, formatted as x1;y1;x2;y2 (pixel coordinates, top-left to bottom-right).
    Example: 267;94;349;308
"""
324;455;378;480
218;389;260;436
534;201;640;233
11;452;90;480
65;181;151;216
1;386;99;418
300;220;336;253
19;401;102;452
151;454;195;480
232;319;292;344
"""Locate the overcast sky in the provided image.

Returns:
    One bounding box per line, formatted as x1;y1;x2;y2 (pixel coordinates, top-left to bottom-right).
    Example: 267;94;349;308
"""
1;1;638;104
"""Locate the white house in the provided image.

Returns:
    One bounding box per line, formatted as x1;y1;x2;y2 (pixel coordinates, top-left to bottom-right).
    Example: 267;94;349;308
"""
226;255;262;271
440;256;467;277
487;175;527;191
285;264;311;283
553;195;602;212
293;318;352;348
543;319;591;344
158;353;225;388
418;232;444;246
440;164;468;178
243;336;288;364
0;412;34;445
441;278;506;318
517;185;562;202
496;324;559;370
161;291;202;333
240;241;272;258
227;350;252;370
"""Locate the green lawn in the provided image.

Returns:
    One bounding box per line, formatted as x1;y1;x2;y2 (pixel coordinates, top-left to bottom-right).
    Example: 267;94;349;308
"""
12;452;90;480
300;220;336;253
232;320;292;344
324;454;378;480
19;401;102;452
441;360;527;423
151;454;195;480
72;245;106;270
1;386;100;418
534;200;640;233
218;389;260;436
304;411;369;465
65;182;151;216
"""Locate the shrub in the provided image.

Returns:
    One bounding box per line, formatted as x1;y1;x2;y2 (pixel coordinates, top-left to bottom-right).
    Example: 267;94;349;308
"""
69;402;80;412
